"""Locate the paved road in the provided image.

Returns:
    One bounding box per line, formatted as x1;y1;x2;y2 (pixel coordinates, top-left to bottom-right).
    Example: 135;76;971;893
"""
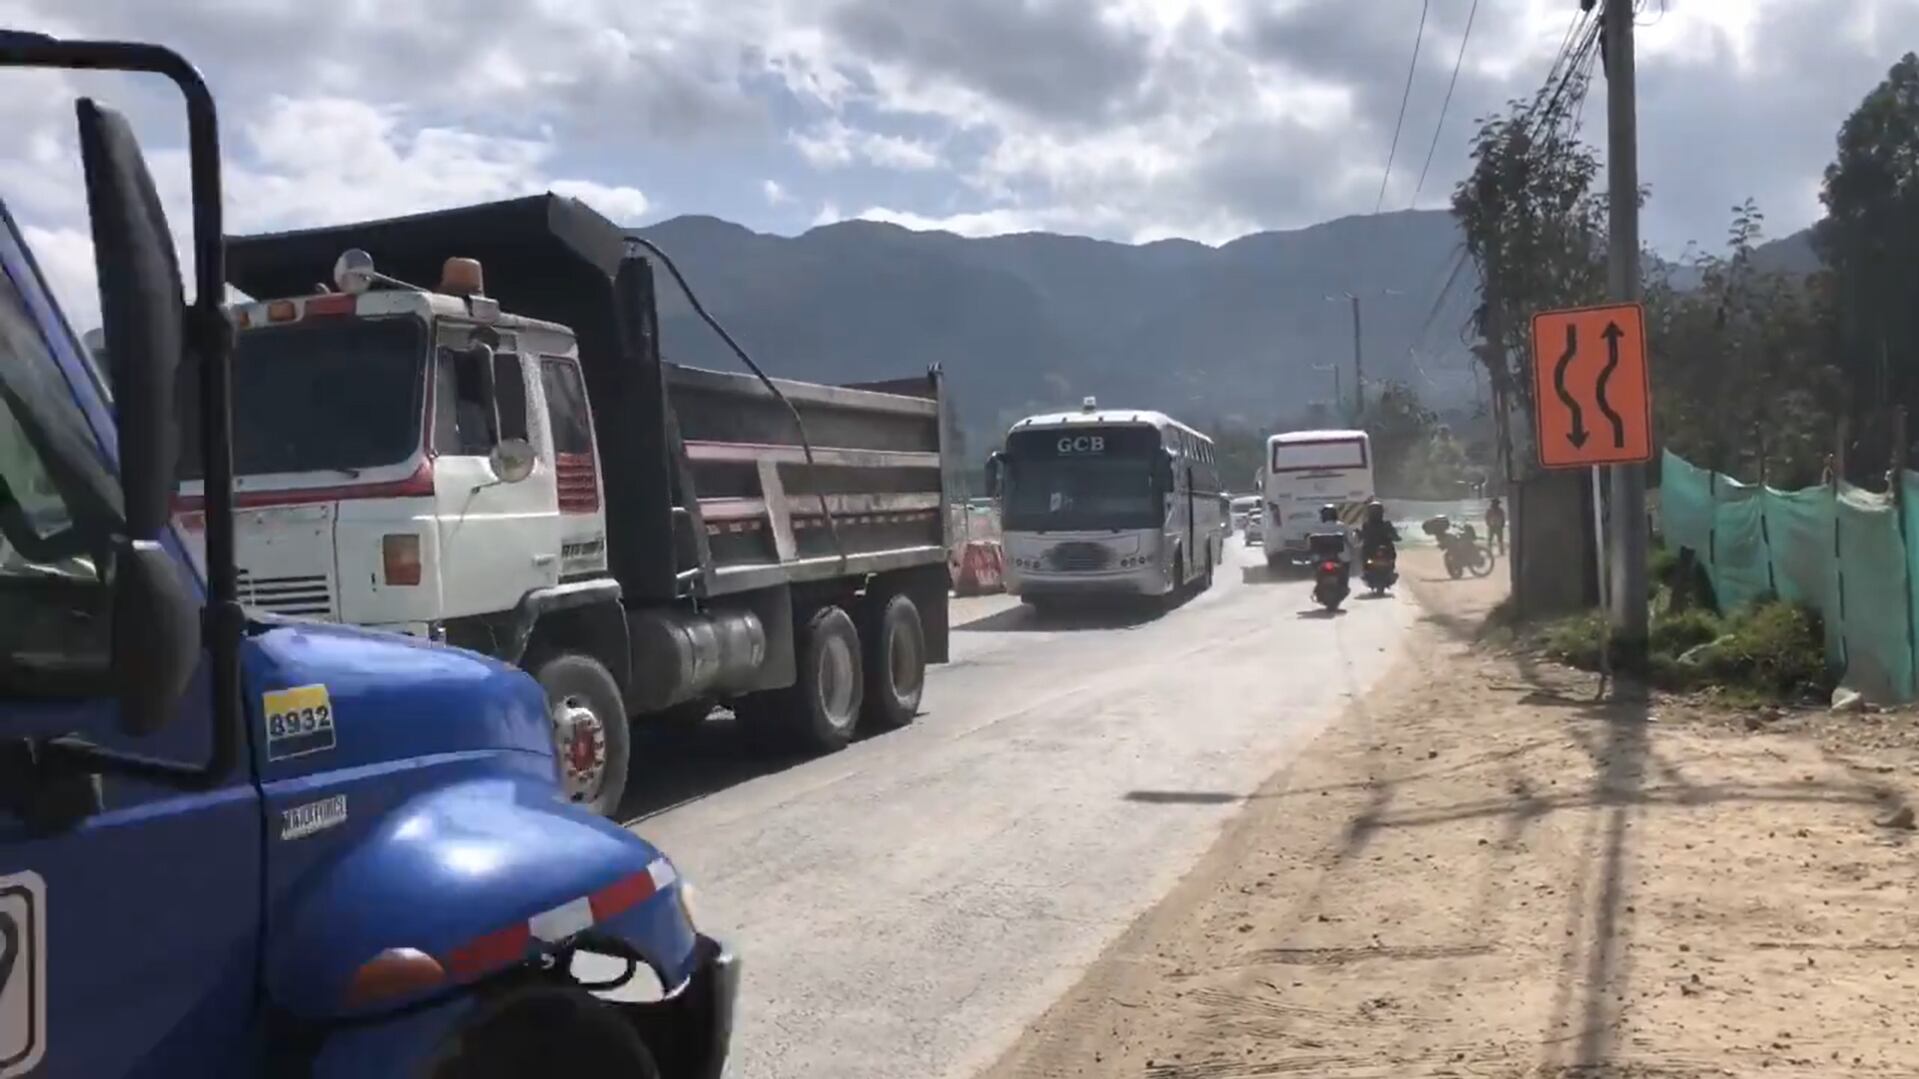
623;537;1416;1079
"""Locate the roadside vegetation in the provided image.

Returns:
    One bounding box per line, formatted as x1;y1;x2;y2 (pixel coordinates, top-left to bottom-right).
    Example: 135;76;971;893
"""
1537;542;1832;701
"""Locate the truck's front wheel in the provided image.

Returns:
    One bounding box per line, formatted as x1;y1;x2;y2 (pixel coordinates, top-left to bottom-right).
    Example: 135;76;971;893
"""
736;605;863;754
429;985;660;1079
534;654;631;818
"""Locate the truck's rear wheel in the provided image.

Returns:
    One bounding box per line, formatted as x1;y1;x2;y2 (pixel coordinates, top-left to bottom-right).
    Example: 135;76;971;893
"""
862;593;926;730
429;985;660;1079
534;654;630;818
737;605;863;753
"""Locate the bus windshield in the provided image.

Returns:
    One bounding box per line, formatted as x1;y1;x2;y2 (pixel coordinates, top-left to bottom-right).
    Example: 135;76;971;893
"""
1001;425;1164;532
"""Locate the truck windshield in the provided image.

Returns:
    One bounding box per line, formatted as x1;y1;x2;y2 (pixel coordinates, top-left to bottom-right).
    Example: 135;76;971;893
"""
180;316;427;479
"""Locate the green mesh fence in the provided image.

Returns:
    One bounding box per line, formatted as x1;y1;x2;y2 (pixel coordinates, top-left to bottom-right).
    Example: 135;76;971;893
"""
1660;449;1917;701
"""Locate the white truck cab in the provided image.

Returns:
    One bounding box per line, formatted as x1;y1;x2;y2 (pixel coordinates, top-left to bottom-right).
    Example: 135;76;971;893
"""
175;254;607;641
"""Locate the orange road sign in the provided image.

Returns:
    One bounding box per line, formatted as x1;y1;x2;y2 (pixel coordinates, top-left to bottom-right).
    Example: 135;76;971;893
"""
1529;301;1653;469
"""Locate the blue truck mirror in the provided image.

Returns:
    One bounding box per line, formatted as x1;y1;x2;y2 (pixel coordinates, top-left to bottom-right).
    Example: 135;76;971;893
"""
78;97;200;735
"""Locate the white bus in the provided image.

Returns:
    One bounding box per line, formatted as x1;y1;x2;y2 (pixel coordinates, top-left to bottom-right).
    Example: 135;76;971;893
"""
991;399;1226;612
1261;429;1375;569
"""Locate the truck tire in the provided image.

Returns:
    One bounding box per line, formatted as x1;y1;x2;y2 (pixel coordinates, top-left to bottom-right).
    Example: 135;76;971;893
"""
862;593;926;730
533;653;630;818
736;605;864;754
429;985;661;1079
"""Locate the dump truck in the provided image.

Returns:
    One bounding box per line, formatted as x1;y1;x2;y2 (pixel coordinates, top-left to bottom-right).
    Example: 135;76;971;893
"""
182;195;953;815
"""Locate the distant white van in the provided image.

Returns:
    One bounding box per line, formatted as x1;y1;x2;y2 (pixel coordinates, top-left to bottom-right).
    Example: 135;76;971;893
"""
1260;429;1375;569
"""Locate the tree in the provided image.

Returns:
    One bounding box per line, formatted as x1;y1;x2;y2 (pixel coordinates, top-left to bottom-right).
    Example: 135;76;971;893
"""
1815;52;1919;475
1647;200;1838;486
1452;81;1610;481
1365;380;1477;498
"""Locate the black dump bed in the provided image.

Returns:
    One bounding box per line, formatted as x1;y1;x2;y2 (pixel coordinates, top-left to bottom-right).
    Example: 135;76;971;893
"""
227;195;950;603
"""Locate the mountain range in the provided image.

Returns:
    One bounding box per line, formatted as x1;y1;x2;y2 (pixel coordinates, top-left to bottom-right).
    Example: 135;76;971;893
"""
635;208;1483;458
634;208;1824;461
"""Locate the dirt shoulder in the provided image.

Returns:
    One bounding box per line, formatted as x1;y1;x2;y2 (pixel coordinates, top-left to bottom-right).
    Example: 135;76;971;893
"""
980;548;1919;1078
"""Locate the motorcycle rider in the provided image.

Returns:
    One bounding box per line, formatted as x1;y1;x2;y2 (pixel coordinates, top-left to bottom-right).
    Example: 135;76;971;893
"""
1358;500;1400;561
1309;504;1352;574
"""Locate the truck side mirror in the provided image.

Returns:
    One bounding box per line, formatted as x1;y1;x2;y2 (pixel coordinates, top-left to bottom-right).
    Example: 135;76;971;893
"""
79;98;201;737
488;438;535;484
984;451;1005;498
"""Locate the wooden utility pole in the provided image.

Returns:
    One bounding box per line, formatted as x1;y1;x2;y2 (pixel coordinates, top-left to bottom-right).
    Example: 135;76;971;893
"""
1601;0;1648;642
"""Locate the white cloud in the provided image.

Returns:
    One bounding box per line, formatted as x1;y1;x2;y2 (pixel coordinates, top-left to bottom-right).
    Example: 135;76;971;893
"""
549;179;652;222
14;92;653;327
789;118;941;171
20;225;98;328
1;0;1911;296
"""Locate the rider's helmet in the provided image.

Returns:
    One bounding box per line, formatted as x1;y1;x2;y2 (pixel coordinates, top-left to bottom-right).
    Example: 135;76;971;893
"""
1319;504;1339;524
1365;500;1386;523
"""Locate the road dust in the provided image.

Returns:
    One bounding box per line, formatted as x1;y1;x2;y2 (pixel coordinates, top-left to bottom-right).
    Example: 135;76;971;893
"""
981;549;1919;1078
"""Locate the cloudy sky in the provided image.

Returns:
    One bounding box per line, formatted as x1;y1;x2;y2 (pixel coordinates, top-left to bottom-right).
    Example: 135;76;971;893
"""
3;0;1914;323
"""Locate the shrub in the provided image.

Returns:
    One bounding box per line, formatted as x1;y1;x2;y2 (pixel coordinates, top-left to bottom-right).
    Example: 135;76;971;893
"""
1649;607;1723;657
1542;611;1608;669
1699;601;1832;696
1538;599;1825;699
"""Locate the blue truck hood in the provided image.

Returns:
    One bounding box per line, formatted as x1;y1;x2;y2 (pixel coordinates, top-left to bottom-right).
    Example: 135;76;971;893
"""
242;618;554;778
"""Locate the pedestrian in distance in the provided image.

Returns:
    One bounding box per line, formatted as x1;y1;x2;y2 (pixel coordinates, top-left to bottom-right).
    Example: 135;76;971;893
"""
1485;496;1507;555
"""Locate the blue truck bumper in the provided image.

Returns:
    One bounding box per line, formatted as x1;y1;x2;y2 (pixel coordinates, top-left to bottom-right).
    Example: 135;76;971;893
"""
629;933;739;1079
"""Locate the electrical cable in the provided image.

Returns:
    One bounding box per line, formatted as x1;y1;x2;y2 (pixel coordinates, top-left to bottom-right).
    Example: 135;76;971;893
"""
1375;0;1433;213
1409;0;1480;207
626;235;847;566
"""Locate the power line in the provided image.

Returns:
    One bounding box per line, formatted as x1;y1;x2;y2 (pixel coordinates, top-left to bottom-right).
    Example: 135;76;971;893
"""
1409;0;1481;207
1374;0;1433;213
1525;10;1602;148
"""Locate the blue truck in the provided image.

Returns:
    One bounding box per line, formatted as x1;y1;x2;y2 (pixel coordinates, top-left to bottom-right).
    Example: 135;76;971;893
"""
0;33;735;1078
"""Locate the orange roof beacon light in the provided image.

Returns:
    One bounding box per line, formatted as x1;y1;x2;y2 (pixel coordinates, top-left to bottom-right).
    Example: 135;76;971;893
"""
438;257;485;297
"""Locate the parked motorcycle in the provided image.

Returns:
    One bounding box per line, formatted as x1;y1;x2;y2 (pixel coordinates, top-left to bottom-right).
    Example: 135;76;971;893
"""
1361;546;1398;595
1308;530;1350;611
1424;515;1495;580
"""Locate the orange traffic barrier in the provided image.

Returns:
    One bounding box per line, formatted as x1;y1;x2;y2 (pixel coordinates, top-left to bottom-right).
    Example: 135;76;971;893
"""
951;539;1006;596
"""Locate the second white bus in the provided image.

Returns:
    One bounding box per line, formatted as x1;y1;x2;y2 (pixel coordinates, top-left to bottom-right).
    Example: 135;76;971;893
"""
1261;429;1376;570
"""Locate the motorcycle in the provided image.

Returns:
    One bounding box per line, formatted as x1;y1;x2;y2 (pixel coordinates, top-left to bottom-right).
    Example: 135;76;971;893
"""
1308;530;1350;611
1361;546;1398;595
1441;524;1495;580
1423;515;1495;580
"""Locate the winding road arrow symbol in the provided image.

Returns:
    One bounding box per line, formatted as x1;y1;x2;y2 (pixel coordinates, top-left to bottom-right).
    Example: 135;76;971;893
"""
1553;323;1588;448
1595;321;1628;449
0;911;17;997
